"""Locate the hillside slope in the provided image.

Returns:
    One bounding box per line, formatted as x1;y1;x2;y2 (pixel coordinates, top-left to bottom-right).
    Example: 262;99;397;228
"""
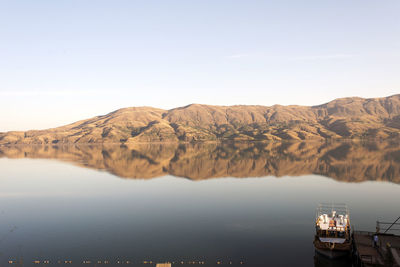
1;94;400;144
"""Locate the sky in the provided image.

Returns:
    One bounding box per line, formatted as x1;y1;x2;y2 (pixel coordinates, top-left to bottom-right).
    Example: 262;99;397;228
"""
0;0;399;131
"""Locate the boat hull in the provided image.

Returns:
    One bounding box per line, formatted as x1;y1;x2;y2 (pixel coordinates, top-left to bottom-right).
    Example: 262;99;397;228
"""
314;237;351;259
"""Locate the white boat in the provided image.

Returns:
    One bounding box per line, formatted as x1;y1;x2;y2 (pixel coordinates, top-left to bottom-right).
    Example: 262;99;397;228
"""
313;204;352;259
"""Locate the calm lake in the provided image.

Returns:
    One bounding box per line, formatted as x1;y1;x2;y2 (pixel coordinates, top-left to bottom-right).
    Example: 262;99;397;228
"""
0;141;399;266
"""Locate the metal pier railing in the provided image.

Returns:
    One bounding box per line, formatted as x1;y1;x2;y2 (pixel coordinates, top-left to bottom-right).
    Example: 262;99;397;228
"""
376;216;400;234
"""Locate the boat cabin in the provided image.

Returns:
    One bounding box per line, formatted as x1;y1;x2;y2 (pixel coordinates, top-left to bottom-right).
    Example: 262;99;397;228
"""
315;204;351;240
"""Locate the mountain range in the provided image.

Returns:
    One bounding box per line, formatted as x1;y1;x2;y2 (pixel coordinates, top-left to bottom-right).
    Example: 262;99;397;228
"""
1;94;400;144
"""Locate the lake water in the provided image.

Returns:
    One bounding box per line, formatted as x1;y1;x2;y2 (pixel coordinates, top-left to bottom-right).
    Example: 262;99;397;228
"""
0;141;399;266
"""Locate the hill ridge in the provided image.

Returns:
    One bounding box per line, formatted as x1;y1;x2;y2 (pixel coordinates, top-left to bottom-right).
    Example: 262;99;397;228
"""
1;94;400;144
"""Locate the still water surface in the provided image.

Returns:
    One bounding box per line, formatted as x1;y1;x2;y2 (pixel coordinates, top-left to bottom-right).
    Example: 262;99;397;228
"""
0;141;399;266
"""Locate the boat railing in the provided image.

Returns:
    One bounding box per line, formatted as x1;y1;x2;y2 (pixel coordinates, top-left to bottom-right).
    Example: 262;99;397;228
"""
316;229;350;239
316;203;350;218
315;204;350;228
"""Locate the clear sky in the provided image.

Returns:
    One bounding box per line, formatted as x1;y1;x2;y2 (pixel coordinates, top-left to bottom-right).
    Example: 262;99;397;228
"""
1;0;399;131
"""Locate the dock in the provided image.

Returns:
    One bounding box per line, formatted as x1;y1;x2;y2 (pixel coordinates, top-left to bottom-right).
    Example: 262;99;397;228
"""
353;231;400;267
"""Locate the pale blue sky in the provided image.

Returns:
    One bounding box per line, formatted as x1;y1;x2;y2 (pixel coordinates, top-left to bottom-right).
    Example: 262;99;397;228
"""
1;0;399;131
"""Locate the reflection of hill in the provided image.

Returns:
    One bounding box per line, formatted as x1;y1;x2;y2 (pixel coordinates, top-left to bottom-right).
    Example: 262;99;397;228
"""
0;141;400;183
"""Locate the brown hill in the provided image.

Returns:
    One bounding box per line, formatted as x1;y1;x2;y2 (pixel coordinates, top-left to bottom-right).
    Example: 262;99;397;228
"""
1;141;399;183
1;94;400;144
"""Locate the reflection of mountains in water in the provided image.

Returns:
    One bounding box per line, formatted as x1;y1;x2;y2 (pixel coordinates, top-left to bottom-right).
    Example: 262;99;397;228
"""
1;141;400;183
